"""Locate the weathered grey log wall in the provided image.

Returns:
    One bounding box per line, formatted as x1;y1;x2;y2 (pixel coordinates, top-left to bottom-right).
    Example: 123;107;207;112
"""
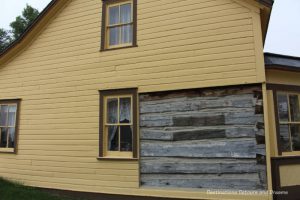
139;85;267;190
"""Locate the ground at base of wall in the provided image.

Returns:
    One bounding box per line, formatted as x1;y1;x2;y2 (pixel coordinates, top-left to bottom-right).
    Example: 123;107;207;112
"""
0;178;78;200
0;178;189;200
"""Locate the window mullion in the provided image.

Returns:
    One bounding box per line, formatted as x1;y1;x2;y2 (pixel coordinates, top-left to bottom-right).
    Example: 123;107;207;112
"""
131;2;133;23
287;94;293;151
106;6;109;48
6;107;9;148
118;98;120;152
107;22;132;28
118;5;121;45
119;125;121;152
0;105;1;145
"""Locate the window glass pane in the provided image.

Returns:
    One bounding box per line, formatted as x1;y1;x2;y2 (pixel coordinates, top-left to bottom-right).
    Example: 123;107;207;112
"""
291;125;300;151
109;27;120;46
8;105;17;127
120;25;132;44
120;3;131;24
120;97;131;123
279;125;291;152
8;128;15;148
120;125;132;151
0;105;8;126
0;128;8;148
289;94;300;122
277;94;289;122
109;5;119;25
107;98;118;123
108;126;119;151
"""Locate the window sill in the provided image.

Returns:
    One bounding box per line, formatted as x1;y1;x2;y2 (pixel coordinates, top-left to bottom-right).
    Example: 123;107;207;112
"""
0;148;15;154
282;151;300;157
100;44;138;52
97;157;138;161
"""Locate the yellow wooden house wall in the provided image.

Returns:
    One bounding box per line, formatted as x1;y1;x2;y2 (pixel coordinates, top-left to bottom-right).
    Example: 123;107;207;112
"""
0;0;268;199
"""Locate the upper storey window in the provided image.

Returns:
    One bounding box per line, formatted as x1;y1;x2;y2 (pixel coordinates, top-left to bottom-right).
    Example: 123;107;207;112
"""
101;0;137;50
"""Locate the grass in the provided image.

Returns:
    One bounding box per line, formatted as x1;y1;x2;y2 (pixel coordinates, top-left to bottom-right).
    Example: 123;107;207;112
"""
0;178;80;200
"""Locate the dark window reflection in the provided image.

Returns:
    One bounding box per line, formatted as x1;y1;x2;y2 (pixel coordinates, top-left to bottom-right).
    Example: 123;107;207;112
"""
108;126;119;151
0;128;8;148
8;128;15;148
280;125;291;152
120;125;132;152
291;125;300;151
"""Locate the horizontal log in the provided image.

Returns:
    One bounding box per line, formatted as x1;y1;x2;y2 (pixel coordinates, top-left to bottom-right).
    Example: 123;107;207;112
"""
139;86;260;102
141;138;259;158
140;94;255;114
140;157;260;174
173;115;225;126
140;127;257;141
225;113;263;125
141;174;264;190
140;112;262;127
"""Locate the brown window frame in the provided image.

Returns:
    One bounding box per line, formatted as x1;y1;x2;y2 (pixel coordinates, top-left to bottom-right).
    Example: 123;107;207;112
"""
268;84;300;156
0;99;21;154
98;88;138;160
101;0;137;51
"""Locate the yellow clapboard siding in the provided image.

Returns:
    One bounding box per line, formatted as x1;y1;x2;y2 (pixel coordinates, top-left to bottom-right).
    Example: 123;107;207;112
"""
0;34;253;81
19;134;98;141
22;18;251;58
0;0;267;199
18;129;97;135
0;161;138;172
12;24;253;65
9;24;252;67
2;38;254;86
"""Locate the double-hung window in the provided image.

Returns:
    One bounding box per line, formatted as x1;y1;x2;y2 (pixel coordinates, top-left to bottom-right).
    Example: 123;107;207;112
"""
99;89;137;159
277;92;300;152
0;100;20;153
101;0;137;50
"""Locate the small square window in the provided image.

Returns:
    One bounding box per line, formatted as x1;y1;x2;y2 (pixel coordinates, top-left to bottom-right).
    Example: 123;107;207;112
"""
101;0;137;50
0;99;20;153
99;89;138;159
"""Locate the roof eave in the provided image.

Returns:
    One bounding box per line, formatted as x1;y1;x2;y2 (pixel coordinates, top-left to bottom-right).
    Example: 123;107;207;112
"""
256;0;274;8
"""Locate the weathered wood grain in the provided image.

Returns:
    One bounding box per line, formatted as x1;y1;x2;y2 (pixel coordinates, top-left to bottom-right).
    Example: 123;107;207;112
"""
140;86;267;190
141;138;258;158
141;174;264;190
173;115;225;126
140;111;262;127
140;94;255;114
141;157;259;174
140;127;257;141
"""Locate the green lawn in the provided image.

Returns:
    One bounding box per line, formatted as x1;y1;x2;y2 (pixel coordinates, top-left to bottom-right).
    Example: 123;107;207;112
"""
0;178;79;200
